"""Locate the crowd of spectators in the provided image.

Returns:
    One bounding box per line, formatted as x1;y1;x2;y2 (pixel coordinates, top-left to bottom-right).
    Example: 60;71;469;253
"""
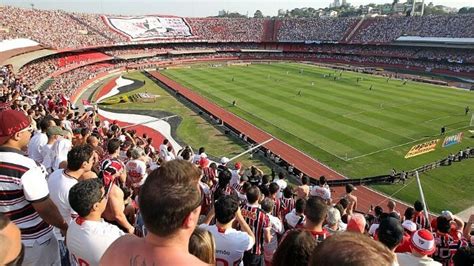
1;6;473;49
186;18;266;42
1;59;474;266
351;15;474;44
277;17;357;42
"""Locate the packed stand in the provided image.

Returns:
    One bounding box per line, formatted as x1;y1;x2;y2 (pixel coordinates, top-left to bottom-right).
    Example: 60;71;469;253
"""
277;17;357;42
1;60;474;266
0;6;115;49
186;18;266;42
351;15;474;44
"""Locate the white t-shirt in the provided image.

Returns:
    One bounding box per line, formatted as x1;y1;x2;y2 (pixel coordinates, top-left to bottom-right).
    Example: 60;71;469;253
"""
369;223;380;236
126;159;147;187
40;143;54;170
264;214;284;262
47;169;78;239
274;179;287;199
199;224;254;266
27;132;48;162
310;185;331;201
396;253;442;266
230;169;241;187
285;209;306;229
67;217;126;266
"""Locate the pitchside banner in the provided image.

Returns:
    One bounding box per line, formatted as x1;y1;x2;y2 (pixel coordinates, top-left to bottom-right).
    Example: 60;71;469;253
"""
103;16;193;41
405;139;439;158
442;132;463;147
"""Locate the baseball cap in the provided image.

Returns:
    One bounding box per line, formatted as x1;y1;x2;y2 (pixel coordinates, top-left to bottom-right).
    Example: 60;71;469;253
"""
235;162;242;169
441;210;453;220
0;109;31;144
327;207;341;225
411;229;436;255
46;126;68;137
402;219;417;233
220;157;230;165
347;213;366;233
377;217;404;245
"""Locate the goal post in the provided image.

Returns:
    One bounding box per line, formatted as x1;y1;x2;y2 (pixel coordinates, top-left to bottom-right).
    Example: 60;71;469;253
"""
470;113;474;127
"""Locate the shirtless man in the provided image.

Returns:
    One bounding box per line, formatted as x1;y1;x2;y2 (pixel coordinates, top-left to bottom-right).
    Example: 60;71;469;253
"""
342;184;358;214
101;160;207;266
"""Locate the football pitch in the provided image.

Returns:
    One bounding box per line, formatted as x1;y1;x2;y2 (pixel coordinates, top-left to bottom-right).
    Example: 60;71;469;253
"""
156;62;474;213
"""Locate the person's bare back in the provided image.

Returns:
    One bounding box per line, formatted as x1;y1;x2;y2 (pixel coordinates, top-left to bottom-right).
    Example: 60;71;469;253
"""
101;233;209;266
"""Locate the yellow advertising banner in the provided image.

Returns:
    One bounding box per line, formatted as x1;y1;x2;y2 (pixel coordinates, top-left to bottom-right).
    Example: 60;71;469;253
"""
405;139;439;158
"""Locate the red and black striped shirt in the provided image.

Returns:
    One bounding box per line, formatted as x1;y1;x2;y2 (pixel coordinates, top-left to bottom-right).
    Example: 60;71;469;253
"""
240;203;270;255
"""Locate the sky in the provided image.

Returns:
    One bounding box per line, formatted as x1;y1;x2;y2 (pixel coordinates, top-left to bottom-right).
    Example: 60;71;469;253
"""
1;0;471;17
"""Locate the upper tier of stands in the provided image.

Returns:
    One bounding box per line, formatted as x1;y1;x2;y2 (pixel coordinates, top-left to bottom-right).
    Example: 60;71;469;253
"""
1;6;473;49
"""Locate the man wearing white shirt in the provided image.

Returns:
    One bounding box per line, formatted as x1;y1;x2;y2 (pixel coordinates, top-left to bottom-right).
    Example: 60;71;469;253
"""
261;198;284;265
48;144;95;265
67;178;126;266
200;195;255;266
27;117;54;162
126;147;148;191
310;176;331;203
273;172;288;199
285;198;306;229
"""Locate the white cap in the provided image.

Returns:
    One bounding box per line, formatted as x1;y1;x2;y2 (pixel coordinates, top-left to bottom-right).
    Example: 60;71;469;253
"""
119;135;126;142
220;157;230;165
402;220;417;232
441;210;453;220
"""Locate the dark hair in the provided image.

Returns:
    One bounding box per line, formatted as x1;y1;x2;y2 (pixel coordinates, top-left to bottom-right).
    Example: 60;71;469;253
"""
39;117;52;132
198;147;205;154
269;183;280;195
68;179;103;217
295;198;307;214
305;197;327;225
246;186;260;204
453;247;474;266
261;198;274;214
214;195;239;224
214;169;232;201
309;232;395;266
163;139;169;145
81;128;90;137
302;176;309;185
374;206;384;216
283;186;294;198
278;172;285;180
107;138;121;154
272;229;316;266
67;144;94;171
319;176;326;185
262;175;270;185
403;207;415;220
139;160;201;237
339;198;349;209
414;200;424;212
436;216;451;233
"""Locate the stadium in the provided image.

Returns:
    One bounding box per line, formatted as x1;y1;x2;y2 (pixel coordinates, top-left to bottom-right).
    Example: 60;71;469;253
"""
0;3;473;266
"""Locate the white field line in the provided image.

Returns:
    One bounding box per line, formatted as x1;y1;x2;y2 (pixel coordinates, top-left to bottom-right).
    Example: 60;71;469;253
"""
347;125;472;161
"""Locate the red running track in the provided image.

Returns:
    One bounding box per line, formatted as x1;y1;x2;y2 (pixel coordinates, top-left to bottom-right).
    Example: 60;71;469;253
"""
149;71;412;213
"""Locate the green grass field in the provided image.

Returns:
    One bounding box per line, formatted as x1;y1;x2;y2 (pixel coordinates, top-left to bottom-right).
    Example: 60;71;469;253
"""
156;62;474;213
